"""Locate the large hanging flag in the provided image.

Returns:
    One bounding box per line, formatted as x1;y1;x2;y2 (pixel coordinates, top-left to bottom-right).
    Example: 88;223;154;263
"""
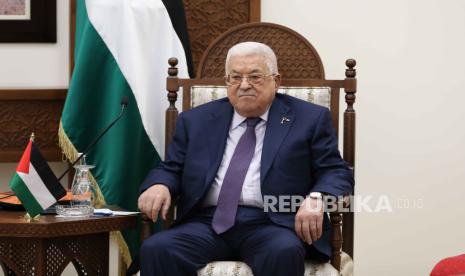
9;140;66;217
59;0;192;266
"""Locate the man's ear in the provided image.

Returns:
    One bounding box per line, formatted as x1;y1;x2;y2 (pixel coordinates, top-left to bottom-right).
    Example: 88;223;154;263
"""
274;74;282;90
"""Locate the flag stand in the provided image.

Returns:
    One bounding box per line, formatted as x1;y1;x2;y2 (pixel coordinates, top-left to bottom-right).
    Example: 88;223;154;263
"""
23;212;40;222
24;132;40;222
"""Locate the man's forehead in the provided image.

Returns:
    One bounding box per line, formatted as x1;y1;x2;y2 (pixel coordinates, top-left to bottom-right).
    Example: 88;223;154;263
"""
227;54;267;71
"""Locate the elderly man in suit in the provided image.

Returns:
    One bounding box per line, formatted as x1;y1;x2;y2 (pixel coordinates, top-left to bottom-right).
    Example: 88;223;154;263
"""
138;41;353;276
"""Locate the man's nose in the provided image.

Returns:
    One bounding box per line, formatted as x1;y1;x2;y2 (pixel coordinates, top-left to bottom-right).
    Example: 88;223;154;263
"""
239;76;252;89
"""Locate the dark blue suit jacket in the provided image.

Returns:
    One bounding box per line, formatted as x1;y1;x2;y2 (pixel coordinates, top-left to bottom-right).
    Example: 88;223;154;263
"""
141;93;354;257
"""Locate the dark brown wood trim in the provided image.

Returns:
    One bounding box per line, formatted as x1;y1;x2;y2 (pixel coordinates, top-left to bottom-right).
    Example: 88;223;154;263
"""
0;89;67;100
0;148;62;163
179;78;225;86
249;0;261;22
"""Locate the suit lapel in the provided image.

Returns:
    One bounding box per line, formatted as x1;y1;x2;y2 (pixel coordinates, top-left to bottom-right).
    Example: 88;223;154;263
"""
205;101;233;186
260;97;294;183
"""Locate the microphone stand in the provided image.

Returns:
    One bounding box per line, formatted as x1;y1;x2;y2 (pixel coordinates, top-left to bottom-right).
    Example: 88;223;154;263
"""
57;98;128;181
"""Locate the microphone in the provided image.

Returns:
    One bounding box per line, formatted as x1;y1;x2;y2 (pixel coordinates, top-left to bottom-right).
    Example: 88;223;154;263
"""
57;96;129;181
120;96;128;107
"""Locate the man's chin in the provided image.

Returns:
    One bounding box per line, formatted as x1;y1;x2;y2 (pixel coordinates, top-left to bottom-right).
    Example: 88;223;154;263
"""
235;105;262;117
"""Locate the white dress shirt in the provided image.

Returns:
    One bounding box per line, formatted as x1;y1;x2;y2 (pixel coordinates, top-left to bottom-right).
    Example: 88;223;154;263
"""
202;109;269;208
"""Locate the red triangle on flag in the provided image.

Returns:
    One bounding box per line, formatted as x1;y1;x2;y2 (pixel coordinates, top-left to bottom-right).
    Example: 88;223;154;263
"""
16;140;32;174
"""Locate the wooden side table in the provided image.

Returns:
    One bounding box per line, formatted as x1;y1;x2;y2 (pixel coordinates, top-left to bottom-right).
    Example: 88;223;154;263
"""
0;210;137;276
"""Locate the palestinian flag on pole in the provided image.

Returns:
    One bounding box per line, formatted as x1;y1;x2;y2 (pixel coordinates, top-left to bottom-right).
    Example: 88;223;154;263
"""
59;0;192;267
9;140;66;218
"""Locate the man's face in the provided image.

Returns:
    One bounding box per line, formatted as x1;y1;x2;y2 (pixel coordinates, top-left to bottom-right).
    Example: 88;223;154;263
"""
226;54;281;117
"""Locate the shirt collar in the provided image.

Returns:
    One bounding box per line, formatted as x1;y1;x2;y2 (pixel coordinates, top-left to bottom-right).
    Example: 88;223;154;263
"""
231;108;269;130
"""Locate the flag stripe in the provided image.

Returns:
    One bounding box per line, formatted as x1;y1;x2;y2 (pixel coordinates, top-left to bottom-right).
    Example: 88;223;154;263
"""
9;174;43;217
30;143;67;200
161;0;194;77
17;163;57;209
85;0;189;159
16;140;31;174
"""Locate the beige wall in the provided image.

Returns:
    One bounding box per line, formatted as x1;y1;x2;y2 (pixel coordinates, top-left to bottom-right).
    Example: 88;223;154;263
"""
263;0;465;275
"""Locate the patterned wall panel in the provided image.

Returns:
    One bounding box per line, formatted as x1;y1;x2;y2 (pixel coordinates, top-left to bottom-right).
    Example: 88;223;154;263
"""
0;91;65;162
184;0;252;73
198;23;324;79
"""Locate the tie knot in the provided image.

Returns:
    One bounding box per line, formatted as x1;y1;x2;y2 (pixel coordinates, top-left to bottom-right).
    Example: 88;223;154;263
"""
246;117;261;128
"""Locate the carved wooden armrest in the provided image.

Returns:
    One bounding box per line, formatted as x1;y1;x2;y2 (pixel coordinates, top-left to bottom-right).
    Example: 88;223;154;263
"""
140;206;176;244
329;195;350;271
140;213;152;244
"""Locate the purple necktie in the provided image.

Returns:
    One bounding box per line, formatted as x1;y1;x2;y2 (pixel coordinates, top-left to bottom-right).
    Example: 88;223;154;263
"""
212;117;261;234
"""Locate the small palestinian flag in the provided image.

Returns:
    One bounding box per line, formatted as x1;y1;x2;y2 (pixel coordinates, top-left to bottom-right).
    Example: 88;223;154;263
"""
9;140;66;217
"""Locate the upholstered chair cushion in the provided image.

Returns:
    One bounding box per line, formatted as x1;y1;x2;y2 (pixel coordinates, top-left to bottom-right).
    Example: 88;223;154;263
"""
190;86;331;109
197;252;353;276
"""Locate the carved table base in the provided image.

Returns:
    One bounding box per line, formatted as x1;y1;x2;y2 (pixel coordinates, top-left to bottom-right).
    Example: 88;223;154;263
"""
0;233;109;276
0;210;137;276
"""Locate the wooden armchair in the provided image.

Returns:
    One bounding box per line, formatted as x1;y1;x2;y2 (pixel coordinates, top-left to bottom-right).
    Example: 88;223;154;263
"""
141;22;356;275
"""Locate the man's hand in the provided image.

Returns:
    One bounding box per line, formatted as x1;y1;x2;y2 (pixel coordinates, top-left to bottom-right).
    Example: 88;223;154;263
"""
295;197;324;244
138;184;171;222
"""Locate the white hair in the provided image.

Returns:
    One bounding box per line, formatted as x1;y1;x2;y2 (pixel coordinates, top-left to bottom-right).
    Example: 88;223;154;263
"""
225;42;278;75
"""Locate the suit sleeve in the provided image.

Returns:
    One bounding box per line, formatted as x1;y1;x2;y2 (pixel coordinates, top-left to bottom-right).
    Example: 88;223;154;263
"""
310;108;354;197
139;113;188;198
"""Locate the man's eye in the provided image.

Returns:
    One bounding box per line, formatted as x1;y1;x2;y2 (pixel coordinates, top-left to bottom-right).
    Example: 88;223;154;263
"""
231;76;242;81
248;75;261;81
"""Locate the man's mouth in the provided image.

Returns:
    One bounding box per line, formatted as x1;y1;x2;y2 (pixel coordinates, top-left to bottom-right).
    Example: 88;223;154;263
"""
238;93;256;98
